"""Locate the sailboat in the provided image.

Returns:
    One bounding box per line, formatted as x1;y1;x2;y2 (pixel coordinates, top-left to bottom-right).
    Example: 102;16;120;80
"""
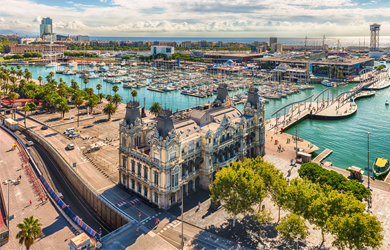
46;37;60;68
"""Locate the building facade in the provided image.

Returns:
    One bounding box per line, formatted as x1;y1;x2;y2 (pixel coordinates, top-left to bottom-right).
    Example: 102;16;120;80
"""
151;46;174;56
4;44;66;54
118;84;265;209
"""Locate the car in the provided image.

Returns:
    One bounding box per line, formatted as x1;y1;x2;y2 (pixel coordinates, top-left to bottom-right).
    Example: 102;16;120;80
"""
26;141;34;146
64;128;75;134
67;144;75;150
41;125;49;130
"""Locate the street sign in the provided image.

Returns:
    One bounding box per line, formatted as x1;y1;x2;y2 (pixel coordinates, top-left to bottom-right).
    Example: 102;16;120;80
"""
138;212;141;216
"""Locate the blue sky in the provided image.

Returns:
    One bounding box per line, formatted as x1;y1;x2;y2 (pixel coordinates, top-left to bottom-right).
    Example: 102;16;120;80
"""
0;0;389;37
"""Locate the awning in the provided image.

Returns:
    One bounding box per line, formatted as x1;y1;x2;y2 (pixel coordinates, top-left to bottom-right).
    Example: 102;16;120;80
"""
375;158;388;167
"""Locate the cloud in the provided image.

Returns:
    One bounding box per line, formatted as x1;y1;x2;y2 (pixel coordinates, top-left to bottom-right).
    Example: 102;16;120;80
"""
32;16;42;23
66;1;73;3
0;17;4;22
140;7;164;14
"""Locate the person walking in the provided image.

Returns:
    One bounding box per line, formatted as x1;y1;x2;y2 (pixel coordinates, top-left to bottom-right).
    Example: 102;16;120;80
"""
198;201;201;209
29;199;32;206
136;227;139;236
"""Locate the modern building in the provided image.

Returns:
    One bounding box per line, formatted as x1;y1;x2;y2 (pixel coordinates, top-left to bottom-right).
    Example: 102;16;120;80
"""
270;37;277;46
151;46;174;56
18;37;39;45
181;41;193;48
72;35;90;42
40;17;56;41
203;52;265;63
118;84;265;209
271;43;283;53
4;44;66;54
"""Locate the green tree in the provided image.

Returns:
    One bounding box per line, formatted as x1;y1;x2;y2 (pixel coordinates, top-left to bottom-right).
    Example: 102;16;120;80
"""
8;92;18;108
86;95;99;114
252;208;272;239
98;93;105;103
112;85;119;94
37;76;43;85
24;71;32;81
270;178;289;222
149;102;162;116
210;161;266;227
112;93;123;107
70;79;79;90
276;213;309;241
45;75;51;83
83;78;89;89
49;71;54;78
96;83;102;94
74;95;84;127
16;216;42;250
103;103;117;120
21;104;30;127
131;89;138;101
106;94;113;103
331;213;383;250
86;88;94;97
26;102;37;115
56;98;70;119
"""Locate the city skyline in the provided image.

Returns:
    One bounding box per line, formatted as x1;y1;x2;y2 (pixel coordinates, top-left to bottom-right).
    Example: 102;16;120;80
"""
0;0;390;37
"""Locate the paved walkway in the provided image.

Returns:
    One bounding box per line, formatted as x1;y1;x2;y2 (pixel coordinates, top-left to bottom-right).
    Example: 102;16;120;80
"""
0;129;77;250
12;112;157;224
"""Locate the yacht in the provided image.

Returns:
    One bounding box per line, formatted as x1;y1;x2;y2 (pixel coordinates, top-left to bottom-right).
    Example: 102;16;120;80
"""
386;100;389;105
46;62;60;68
98;62;106;67
321;80;333;87
89;62;97;67
69;61;78;67
373;157;390;180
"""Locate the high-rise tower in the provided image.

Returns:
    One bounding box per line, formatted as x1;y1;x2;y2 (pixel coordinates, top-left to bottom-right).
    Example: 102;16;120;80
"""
370;24;380;52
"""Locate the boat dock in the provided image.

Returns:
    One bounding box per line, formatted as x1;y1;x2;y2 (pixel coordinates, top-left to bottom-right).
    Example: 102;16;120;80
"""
312;148;333;164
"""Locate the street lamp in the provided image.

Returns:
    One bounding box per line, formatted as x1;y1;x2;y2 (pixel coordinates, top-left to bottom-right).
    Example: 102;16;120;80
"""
4;179;15;235
295;117;298;162
366;132;371;191
289;233;306;250
178;179;187;249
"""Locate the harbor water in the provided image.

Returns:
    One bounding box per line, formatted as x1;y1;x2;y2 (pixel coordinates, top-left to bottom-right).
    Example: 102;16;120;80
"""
17;64;390;174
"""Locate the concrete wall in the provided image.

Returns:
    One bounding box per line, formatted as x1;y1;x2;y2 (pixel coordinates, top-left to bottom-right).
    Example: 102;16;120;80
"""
24;129;130;230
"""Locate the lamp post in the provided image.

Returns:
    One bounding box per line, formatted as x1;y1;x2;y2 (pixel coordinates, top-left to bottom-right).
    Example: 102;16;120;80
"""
4;179;14;235
289;233;306;250
179;179;187;249
366;132;371;191
295;117;298;162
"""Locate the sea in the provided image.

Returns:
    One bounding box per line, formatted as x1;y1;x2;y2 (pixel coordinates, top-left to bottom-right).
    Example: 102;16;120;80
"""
90;36;390;48
15;61;390;175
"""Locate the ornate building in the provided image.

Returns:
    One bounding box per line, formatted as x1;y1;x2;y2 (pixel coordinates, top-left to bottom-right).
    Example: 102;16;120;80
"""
118;84;265;209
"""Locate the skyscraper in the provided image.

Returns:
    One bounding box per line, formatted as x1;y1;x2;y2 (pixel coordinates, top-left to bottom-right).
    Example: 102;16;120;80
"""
40;17;54;40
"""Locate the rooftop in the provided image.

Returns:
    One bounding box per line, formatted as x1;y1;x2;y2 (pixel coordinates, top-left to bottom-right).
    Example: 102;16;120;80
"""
254;56;374;66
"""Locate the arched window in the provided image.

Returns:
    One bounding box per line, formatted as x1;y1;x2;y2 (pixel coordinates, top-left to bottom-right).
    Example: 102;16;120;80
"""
122;135;127;148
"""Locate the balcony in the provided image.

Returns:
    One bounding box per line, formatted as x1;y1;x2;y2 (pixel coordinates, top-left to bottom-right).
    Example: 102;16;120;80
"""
213;156;238;169
181;169;200;181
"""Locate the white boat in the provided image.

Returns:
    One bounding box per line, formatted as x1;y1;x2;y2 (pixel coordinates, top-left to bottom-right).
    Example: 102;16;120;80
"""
98;62;106;67
69;61;78;67
386;100;389;105
46;62;60;68
321;80;333;87
89;62;97;67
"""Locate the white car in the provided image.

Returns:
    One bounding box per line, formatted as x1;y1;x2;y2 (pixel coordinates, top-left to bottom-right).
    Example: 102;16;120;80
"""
67;144;75;150
26;141;34;146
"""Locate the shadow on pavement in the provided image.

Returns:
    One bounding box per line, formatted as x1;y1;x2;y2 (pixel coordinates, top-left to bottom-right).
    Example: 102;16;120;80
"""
40;215;74;239
168;189;211;217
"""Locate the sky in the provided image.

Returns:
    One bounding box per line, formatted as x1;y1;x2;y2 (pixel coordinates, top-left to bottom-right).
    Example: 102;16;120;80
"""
0;0;389;37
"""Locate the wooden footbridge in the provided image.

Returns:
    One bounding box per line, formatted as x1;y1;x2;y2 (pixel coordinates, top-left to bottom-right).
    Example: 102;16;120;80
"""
312;148;333;164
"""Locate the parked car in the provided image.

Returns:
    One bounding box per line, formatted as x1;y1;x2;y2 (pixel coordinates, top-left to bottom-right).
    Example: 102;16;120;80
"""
41;125;49;130
26;141;34;147
67;144;75;150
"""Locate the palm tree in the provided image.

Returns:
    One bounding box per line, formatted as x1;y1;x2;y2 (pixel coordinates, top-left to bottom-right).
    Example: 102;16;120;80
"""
4;63;8;67
24;71;32;81
112;94;123;107
106;94;113;103
58;88;67;98
38;76;43;85
21;104;30;127
17;70;23;79
86;88;94;97
16;65;21;70
96;84;102;94
49;71;54;78
83;78;89;90
98;93;105;103
149;102;162;116
2;73;8;83
74;95;84;127
45;75;51;83
70;79;79;90
112;85;119;94
56;98;70;119
10;76;17;85
16;216;42;250
86;95;99;114
8;92;18;108
131;89;138;101
103;103;116;120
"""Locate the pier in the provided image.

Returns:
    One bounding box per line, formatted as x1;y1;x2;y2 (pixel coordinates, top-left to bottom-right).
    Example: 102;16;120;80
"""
312;148;333;164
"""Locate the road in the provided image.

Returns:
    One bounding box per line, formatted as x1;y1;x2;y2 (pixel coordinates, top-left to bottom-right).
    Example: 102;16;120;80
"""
15;130;113;236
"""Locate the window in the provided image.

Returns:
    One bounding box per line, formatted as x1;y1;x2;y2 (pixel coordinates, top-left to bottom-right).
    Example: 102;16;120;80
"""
154;192;159;203
138;163;142;176
175;173;178;186
144;167;148;179
154;171;159;186
122;156;127;169
196;142;199;148
154;152;159;160
122;136;127;148
144;186;148;197
170;174;178;187
170;152;176;160
131;160;135;173
170;193;176;204
137;183;141;193
131;179;135;189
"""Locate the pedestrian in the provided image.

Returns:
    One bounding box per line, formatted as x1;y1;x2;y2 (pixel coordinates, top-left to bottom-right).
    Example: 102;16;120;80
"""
136;227;139;236
29;199;32;206
19;175;22;180
198;201;201;209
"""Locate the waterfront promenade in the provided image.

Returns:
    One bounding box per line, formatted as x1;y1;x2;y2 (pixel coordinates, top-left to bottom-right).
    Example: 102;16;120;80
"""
0;128;77;249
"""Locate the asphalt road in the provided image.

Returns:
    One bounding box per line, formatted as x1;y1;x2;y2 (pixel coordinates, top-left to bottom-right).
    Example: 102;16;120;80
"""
16;130;113;236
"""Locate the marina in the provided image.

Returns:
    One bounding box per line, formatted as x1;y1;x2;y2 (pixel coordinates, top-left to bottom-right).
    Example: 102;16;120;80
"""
4;61;390;176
